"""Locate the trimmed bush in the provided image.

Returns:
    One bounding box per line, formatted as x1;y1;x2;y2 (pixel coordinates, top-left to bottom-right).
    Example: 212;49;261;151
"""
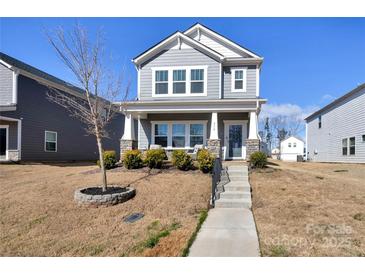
172;150;193;171
97;150;117;170
249;151;267;168
144;149;166;169
123;150;143;169
197;149;215;173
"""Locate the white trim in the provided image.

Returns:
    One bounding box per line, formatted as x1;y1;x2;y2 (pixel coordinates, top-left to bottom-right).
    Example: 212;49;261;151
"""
231;68;247;93
0;116;22;160
184;24;262;59
133;32;223;65
151;65;208;97
0;60;12;69
0;125;9;160
219;63;222;99
12;70;19;104
151;120;207;149
44;130;57;152
223;120;248;160
256;65;260;97
136;65;141;100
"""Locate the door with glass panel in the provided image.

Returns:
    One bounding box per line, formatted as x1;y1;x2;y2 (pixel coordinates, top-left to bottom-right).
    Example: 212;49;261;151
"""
224;121;247;159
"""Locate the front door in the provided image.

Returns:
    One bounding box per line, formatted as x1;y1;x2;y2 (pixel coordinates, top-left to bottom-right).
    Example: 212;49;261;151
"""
0;126;8;159
224;121;247;160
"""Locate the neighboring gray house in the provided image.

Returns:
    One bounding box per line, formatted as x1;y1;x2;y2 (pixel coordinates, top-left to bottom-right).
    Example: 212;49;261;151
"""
305;83;365;163
0;52;124;162
120;23;267;160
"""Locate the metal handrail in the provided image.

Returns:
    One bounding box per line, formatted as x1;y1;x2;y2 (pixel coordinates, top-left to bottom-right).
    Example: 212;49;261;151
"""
211;157;222;207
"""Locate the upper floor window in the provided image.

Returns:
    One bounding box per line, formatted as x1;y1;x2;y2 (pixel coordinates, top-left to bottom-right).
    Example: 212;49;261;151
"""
349;137;355;155
318;115;322;128
231;68;247;92
155;70;168;95
288;143;291;148
152;66;207;97
293;142;297;148
45;131;57;152
173;70;186;94
190;69;204;94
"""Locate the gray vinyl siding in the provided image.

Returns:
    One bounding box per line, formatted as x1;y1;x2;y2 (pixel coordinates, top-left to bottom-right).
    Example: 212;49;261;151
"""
3;75;124;161
139;48;220;100
307;87;365;163
138;112;249;149
0;120;17;149
222;66;257;99
0;63;14;105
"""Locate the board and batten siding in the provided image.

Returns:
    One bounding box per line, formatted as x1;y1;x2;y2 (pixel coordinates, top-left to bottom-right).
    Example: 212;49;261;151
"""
139;48;220;101
222;65;257;99
0;63;14;105
3;75;124;161
307;87;365;163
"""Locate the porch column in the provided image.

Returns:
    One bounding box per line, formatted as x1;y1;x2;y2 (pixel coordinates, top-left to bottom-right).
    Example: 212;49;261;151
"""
247;111;260;159
207;112;222;158
120;113;136;159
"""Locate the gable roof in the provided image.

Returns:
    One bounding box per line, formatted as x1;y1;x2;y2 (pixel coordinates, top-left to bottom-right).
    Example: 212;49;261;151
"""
132;31;224;66
0;51;85;98
183;23;262;59
281;136;304;144
305;82;365;121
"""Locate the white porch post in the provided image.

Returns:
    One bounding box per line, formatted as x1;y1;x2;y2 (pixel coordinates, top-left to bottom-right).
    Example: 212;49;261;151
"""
210;112;219;140
248;111;258;139
122;113;135;141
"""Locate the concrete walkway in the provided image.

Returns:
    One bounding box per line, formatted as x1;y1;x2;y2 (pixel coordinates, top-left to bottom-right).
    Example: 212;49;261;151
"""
189;164;260;257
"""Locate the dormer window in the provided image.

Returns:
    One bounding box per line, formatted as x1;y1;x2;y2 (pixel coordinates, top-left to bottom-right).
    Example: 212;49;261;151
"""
231;68;247;92
155;70;168;95
173;70;186;94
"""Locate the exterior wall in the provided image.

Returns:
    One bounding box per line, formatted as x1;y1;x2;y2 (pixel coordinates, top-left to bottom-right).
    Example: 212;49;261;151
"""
306;87;365;163
138;112;249;154
139;48;220;101
280;137;304;162
3;75;124;161
0;63;14;105
222;65;257;99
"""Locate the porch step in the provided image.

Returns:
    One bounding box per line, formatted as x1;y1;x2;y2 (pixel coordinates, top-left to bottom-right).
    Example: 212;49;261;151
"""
215;198;252;209
220;191;251;199
224;183;251;192
229;175;249;181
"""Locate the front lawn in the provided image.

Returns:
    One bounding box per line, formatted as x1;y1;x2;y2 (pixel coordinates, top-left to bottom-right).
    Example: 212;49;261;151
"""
250;160;365;256
0;163;210;256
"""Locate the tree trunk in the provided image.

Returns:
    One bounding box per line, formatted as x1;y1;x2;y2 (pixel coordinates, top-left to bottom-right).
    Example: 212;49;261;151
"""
96;134;107;192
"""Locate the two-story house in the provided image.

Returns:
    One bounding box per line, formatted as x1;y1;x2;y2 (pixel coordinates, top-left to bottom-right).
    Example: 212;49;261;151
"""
0;52;124;162
120;23;267;160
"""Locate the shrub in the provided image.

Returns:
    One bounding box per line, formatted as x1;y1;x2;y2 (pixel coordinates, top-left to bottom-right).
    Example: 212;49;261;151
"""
123;150;143;169
172;150;193;171
197;149;215;173
144;149;166;169
249;151;267;168
97;150;117;169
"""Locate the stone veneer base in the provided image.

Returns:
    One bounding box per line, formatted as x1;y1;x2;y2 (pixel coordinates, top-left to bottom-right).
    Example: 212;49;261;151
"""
246;139;260;159
207;139;222;159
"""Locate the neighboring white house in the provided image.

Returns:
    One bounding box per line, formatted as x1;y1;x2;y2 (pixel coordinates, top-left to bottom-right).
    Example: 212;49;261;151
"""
280;136;304;161
305;83;365;163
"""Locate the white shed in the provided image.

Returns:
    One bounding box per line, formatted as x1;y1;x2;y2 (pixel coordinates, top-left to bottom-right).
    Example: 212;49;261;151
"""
280;136;304;161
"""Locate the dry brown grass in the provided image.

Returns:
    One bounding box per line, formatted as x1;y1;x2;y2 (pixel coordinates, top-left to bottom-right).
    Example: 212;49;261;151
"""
0;162;210;256
250;160;365;256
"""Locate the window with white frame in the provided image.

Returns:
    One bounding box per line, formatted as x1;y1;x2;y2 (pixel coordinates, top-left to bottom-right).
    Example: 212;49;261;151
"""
190;69;204;94
362;134;365;142
349;137;355;155
190;124;204;147
342;138;348;156
293;142;297;148
45;131;57;152
152;122;206;148
172;124;186;147
152;66;207;96
155;70;168;95
173;70;186;94
154;124;168;147
232;69;246;92
288;143;292;148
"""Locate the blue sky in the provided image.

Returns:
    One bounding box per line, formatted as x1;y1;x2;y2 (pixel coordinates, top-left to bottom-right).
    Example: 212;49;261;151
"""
1;17;365;120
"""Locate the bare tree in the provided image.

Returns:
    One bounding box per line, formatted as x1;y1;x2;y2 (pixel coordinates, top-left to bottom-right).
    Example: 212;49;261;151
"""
45;24;129;192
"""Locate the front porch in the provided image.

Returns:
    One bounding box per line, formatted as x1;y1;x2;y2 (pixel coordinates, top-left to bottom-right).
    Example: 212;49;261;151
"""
120;110;261;161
